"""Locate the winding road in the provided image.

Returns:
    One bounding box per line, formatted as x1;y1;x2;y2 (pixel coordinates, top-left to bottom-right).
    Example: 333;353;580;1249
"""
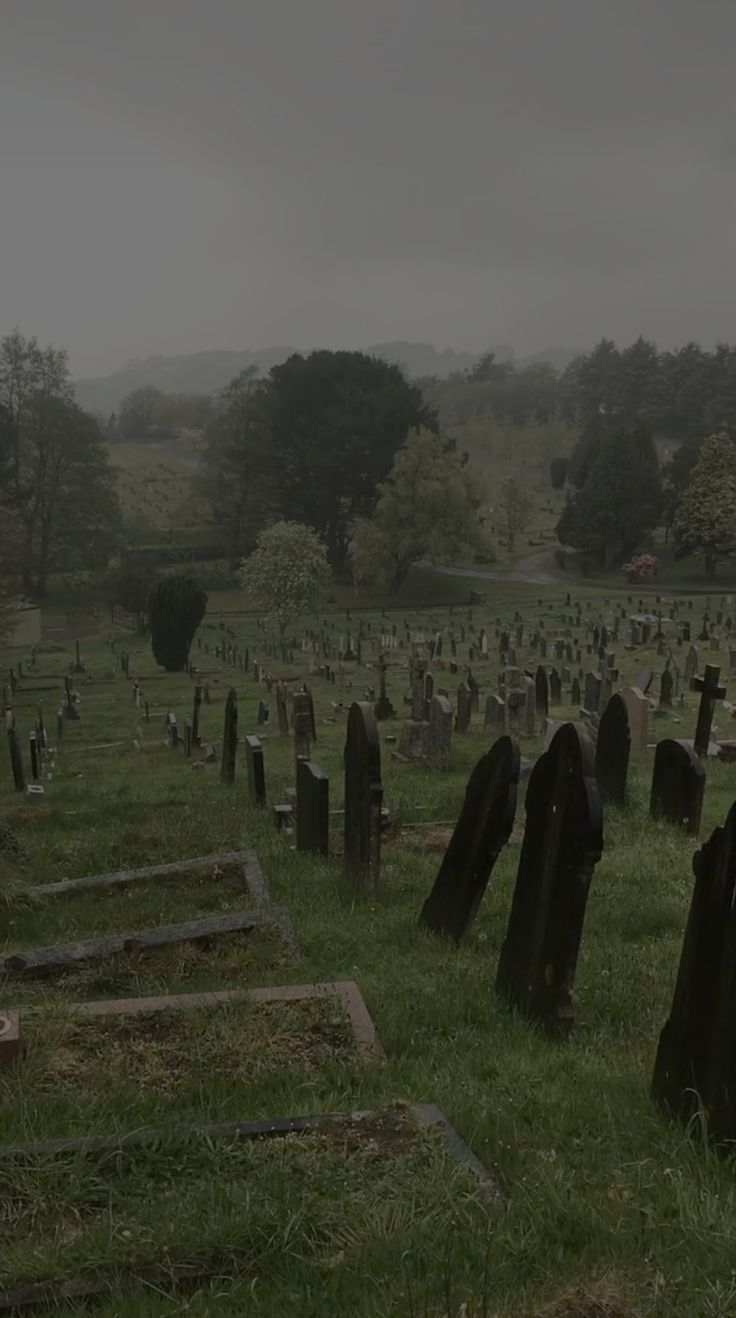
430;547;560;587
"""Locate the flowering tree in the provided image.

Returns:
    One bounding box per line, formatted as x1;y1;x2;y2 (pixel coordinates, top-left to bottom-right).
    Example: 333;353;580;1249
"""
622;553;659;583
240;521;331;652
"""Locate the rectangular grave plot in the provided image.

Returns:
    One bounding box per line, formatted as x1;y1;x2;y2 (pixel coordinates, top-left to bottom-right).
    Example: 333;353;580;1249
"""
0;1104;499;1311
0;909;284;982
12;988;377;1117
31;848;255;900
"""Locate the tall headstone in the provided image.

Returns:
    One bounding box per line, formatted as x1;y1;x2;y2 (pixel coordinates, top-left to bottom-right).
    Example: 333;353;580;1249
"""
649;739;705;836
296;759;330;856
343;702;383;890
455;682;471;733
620;686;649;753
374;655;396;721
191;684;202;747
245;734;266;806
691;664;726;757
6;711;24;793
652;801;736;1144
426;694;453;770
220;688;238;784
534;666;549;719
275;681;290;736
496;723;603;1035
595;693;631;804
419;736;520;942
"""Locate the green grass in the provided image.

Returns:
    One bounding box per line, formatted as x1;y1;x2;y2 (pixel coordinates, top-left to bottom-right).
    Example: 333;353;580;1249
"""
1;583;736;1314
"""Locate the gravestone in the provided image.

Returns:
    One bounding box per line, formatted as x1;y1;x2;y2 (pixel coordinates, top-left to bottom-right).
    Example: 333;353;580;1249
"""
419;736;520;942
691;664;726;757
595;693;631;804
534;665;549;719
292;691;312;761
620;686;649;753
343;702;383;890
583;672;601;714
427;694;453;770
221;688;238;784
191;684;202;746
549;668;562;705
496;722;603;1035
649;739;705;836
6;713;24;793
484;694;506;732
374;656;396;721
571;676;581;708
256;699;269;726
245;734;266;806
275;682;290;735
296;759;329;856
455;682;471;733
521;676;536;735
634;666;654;695
659;668;674;709
652;799;736;1144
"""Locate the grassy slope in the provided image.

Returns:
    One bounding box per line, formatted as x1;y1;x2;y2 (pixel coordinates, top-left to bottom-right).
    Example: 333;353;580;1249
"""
1;584;736;1315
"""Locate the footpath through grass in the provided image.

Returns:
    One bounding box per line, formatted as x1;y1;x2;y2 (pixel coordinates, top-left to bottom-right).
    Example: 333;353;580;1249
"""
1;583;736;1316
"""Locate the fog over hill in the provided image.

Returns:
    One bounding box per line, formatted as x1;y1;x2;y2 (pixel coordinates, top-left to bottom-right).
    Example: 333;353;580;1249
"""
74;342;585;414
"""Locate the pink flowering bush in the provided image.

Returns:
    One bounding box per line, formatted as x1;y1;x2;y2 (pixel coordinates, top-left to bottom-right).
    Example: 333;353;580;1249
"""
623;553;659;583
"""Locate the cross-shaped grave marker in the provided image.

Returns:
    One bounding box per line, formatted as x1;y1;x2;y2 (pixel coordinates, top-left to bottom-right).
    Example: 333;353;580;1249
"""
690;663;726;756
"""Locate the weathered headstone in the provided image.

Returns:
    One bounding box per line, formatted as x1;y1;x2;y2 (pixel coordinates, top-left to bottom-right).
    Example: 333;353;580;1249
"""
426;694;453;770
649;738;705;836
419;736;520;942
245;734;266;806
549;668;562;705
496;722;603;1035
691;664;726;757
652;800;736;1144
275;682;290;736
534;666;549;719
620;686;649;753
296;759;329;856
634;666;654;695
191;684;202;746
455;682;471;733
484;694;506;732
220;688;238;784
374;656;396;721
6;712;24;793
595;693;631;804
343;702;383;890
659;668;674;709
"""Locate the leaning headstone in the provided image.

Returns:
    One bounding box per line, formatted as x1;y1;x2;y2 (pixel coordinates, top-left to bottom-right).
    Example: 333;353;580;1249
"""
649;739;705;836
595;693;631;804
426;694;453;770
419;736;520;942
634;666;654;695
496;723;603;1035
245;734;266;806
652;800;736;1144
691;663;726;757
455;682;471;733
220;688;238;784
343;702;383;890
620;686;649;753
296;759;329;856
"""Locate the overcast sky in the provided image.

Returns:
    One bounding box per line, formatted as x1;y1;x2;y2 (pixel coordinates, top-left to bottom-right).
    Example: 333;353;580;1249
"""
2;0;735;376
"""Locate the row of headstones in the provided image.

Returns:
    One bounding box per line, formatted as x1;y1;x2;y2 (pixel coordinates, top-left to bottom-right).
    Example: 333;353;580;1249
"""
411;714;736;1148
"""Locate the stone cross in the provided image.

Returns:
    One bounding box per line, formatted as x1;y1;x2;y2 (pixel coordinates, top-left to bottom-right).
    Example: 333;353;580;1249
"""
419;736;520;942
343;701;383;890
496;723;603;1035
691;663;726;756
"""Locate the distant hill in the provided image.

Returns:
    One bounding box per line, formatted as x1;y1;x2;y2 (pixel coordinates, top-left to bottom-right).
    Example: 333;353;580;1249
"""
74;341;587;414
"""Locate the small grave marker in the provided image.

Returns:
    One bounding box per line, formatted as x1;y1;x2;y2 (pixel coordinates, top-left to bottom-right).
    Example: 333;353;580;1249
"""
649;738;705;835
296;759;329;856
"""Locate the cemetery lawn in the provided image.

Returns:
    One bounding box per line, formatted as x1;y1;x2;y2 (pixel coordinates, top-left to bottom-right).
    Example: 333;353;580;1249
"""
2;584;736;1316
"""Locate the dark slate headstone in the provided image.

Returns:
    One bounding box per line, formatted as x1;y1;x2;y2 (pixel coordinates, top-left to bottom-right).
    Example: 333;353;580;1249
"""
649;738;705;836
245;734;266;806
427;694;453;770
535;665;549;719
484;693;506;732
496;723;603;1035
344;701;383;890
6;713;25;793
419;736;520;943
595;693;631;804
548;668;562;705
571;676;581;708
220;688;238;784
191;684;202;747
455;682;471;733
296;759;329;856
652;800;736;1144
659;668;674;709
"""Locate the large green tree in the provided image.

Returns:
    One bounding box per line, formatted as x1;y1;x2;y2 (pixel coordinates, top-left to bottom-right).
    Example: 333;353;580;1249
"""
351;431;491;592
556;426;662;567
118;386;163;438
0;330;120;594
673;433;736;579
200;367;275;565
264;351;435;566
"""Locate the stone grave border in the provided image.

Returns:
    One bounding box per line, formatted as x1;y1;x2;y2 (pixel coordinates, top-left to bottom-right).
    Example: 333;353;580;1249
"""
0;1103;499;1312
14;979;383;1063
